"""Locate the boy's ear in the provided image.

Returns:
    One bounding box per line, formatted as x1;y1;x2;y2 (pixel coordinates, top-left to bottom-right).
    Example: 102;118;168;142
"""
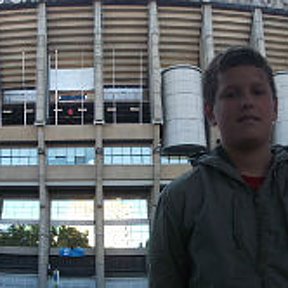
204;103;217;126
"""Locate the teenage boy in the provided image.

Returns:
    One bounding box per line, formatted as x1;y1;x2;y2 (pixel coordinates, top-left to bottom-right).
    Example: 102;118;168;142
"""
149;46;288;288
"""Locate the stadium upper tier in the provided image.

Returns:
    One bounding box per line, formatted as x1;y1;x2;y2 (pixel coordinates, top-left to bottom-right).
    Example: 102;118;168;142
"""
0;0;288;91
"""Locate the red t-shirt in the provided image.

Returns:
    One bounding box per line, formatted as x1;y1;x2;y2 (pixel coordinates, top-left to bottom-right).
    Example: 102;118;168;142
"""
242;175;265;191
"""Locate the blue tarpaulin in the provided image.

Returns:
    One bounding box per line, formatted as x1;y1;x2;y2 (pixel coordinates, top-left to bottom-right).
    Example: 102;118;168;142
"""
59;247;85;257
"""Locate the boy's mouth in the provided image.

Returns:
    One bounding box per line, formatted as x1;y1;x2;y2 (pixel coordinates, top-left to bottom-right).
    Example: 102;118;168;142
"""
237;115;260;123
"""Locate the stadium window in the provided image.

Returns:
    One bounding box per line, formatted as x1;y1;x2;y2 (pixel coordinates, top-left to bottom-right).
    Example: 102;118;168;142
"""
104;199;148;220
0;199;40;247
103;86;151;124
104;198;149;249
48;102;94;125
51;200;94;221
104;146;152;165
51;199;94;247
104;102;151;124
0;224;39;247
0;148;38;166
47;147;95;165
1;199;39;220
2;102;35;126
160;155;190;165
50;225;93;248
104;225;149;249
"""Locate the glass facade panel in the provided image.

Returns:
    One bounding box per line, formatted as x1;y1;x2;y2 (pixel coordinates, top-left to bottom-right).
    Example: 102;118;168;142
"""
122;147;130;155
113;147;122;155
86;148;95;165
29;149;38;165
142;147;151;155
131;147;141;155
76;148;85;156
104;199;149;248
1;149;11;165
142;155;151;165
50;225;94;248
51;200;94;221
131;155;141;164
161;155;189;165
122;155;130;165
104;155;112;165
104;199;148;220
56;148;66;156
0;224;39;247
75;156;85;165
104;224;149;248
0;148;38;166
113;155;122;165
2;200;39;220
104;146;152;165
47;147;95;165
66;148;74;165
2;149;11;156
104;147;112;155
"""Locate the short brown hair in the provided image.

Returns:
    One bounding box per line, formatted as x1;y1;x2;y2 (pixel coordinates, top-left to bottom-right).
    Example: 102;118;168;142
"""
203;46;276;106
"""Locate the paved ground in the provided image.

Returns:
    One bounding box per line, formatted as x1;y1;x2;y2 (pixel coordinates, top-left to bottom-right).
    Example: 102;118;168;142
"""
0;274;148;288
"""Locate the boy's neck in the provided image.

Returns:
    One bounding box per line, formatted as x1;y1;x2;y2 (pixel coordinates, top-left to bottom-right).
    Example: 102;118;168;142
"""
225;144;272;177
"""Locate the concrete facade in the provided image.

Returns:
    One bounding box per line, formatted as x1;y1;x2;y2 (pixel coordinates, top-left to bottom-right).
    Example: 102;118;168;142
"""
0;0;288;287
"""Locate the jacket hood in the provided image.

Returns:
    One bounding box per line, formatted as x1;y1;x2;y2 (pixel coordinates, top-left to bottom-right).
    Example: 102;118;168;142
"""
196;145;288;181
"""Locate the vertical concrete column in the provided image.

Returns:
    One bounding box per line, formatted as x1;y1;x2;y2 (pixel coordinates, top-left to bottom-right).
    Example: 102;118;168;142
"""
148;0;162;226
150;125;161;223
36;2;50;288
36;1;48;125
94;0;104;124
0;89;3;126
93;1;105;288
0;197;3;219
200;2;214;70
37;127;50;288
95;125;105;288
0;73;3;126
250;8;266;56
148;0;162;124
200;2;219;150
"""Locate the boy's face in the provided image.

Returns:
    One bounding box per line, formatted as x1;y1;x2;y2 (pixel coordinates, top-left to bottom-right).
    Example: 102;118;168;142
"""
206;65;277;151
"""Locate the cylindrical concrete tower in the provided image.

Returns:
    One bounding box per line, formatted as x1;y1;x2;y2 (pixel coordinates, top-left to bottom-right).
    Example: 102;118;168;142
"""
161;65;207;155
274;72;288;145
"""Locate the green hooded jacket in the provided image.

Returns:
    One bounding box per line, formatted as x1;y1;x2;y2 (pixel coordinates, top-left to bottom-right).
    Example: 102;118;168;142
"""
149;145;288;288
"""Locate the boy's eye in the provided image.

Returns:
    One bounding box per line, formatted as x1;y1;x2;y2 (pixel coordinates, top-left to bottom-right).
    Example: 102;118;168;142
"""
253;87;265;95
223;91;237;98
254;90;262;95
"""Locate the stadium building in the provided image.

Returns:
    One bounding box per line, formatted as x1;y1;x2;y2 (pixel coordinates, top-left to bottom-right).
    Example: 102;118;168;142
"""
0;0;288;287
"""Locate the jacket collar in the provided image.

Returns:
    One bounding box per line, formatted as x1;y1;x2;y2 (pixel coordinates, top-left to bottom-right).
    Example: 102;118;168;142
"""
197;145;288;181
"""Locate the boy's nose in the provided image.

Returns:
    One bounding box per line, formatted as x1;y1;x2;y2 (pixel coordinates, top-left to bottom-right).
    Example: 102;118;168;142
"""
240;91;254;107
